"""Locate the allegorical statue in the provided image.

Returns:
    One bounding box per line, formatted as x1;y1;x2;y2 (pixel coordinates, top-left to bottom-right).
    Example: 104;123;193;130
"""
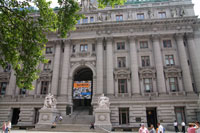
42;93;57;109
97;94;110;109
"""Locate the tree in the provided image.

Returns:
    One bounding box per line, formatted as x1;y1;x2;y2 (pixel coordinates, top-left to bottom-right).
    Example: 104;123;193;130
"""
0;0;125;90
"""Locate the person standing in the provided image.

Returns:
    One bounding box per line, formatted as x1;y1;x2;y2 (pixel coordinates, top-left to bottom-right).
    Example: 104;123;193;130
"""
174;120;179;132
7;121;11;133
149;124;156;133
157;123;164;133
1;122;6;133
181;121;185;133
187;123;196;133
139;123;149;133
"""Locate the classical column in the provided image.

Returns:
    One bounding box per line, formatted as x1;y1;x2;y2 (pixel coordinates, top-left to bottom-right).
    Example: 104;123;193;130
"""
187;33;200;92
60;40;70;96
152;35;166;93
176;34;193;92
96;38;104;95
51;41;61;95
6;70;16;96
129;36;140;94
106;37;114;95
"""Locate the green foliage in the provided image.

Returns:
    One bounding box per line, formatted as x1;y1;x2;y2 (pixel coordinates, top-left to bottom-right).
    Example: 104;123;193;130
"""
97;0;127;8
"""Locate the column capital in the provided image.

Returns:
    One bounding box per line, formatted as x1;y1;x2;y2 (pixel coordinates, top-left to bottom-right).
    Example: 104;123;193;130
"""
96;37;104;44
151;34;160;41
52;40;62;45
127;36;137;42
63;39;71;45
175;33;184;41
105;36;113;43
186;33;194;40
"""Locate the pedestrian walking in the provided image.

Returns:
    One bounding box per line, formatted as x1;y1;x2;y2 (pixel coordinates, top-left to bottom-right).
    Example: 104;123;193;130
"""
7;121;11;133
195;121;200;133
187;123;196;133
139;123;149;133
90;123;95;129
157;123;164;133
181;121;185;133
174;120;179;132
1;122;6;133
149;124;156;133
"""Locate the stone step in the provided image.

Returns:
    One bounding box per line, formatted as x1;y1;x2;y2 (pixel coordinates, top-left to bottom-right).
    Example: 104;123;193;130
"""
32;124;107;132
61;115;95;124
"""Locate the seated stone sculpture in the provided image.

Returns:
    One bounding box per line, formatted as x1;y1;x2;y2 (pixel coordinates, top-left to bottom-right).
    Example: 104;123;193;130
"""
43;93;57;109
97;94;110;109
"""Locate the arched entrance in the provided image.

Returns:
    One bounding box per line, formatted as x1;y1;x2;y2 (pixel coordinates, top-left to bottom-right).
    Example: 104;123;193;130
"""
72;67;93;111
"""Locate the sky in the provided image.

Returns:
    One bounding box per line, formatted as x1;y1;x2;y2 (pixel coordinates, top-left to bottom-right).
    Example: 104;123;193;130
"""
48;0;200;17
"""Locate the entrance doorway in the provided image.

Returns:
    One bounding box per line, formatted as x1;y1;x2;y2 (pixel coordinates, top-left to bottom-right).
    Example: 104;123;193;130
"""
146;107;157;128
72;67;93;112
11;108;20;125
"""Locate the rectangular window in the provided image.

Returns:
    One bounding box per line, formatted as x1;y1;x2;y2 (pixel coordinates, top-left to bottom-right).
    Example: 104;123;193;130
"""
41;81;49;95
77;20;80;24
140;41;148;49
158;12;166;18
169;77;178;92
44;60;51;71
137;13;145;20
72;45;76;53
46;47;53;54
90;17;94;23
117;57;126;68
82;17;88;24
141;56;150;67
119;108;129;125
19;88;26;95
144;78;152;92
92;44;95;52
163;40;172;48
116;15;123;21
80;44;88;52
0;82;7;95
165;55;175;66
117;42;125;50
175;107;185;124
118;79;127;93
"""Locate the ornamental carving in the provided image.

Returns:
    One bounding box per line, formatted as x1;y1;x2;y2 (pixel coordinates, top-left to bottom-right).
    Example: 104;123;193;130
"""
39;70;52;81
164;66;182;78
139;67;156;79
70;51;96;58
114;68;131;79
0;72;11;82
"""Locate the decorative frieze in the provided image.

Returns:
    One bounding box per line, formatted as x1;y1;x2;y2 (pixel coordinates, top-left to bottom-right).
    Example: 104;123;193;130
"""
139;67;156;79
114;68;131;80
164;66;182;79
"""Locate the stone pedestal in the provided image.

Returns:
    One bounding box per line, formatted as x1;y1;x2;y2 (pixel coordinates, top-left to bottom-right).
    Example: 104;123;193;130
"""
36;108;59;128
94;108;112;131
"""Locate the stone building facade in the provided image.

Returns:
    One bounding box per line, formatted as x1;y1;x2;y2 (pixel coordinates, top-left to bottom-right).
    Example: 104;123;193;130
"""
0;0;200;130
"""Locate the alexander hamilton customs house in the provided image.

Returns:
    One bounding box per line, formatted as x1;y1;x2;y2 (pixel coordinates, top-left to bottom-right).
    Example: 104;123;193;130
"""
0;0;200;129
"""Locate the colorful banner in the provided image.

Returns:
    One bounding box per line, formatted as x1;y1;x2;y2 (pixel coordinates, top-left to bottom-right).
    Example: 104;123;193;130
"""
73;81;92;99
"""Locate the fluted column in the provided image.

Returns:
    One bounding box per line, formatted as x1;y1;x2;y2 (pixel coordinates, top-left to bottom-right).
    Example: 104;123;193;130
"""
129;36;140;94
96;38;104;95
51;41;61;95
106;37;114;95
60;40;70;96
187;33;200;92
152;35;166;93
176;34;193;92
6;70;16;95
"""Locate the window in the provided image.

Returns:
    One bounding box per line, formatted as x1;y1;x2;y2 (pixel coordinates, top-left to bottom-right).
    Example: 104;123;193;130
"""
175;107;185;124
90;17;94;23
118;79;127;93
4;64;11;72
117;57;126;68
140;41;148;49
41;81;49;95
158;12;166;18
77;20;80;24
72;45;76;53
0;82;7;95
119;108;129;125
19;88;26;95
117;42;125;50
163;40;172;48
44;60;51;71
46;47;53;54
116;15;123;21
82;17;88;24
92;44;95;52
169;77;178;92
144;78;153;92
137;13;145;19
141;56;150;67
165;55;175;66
80;44;88;52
